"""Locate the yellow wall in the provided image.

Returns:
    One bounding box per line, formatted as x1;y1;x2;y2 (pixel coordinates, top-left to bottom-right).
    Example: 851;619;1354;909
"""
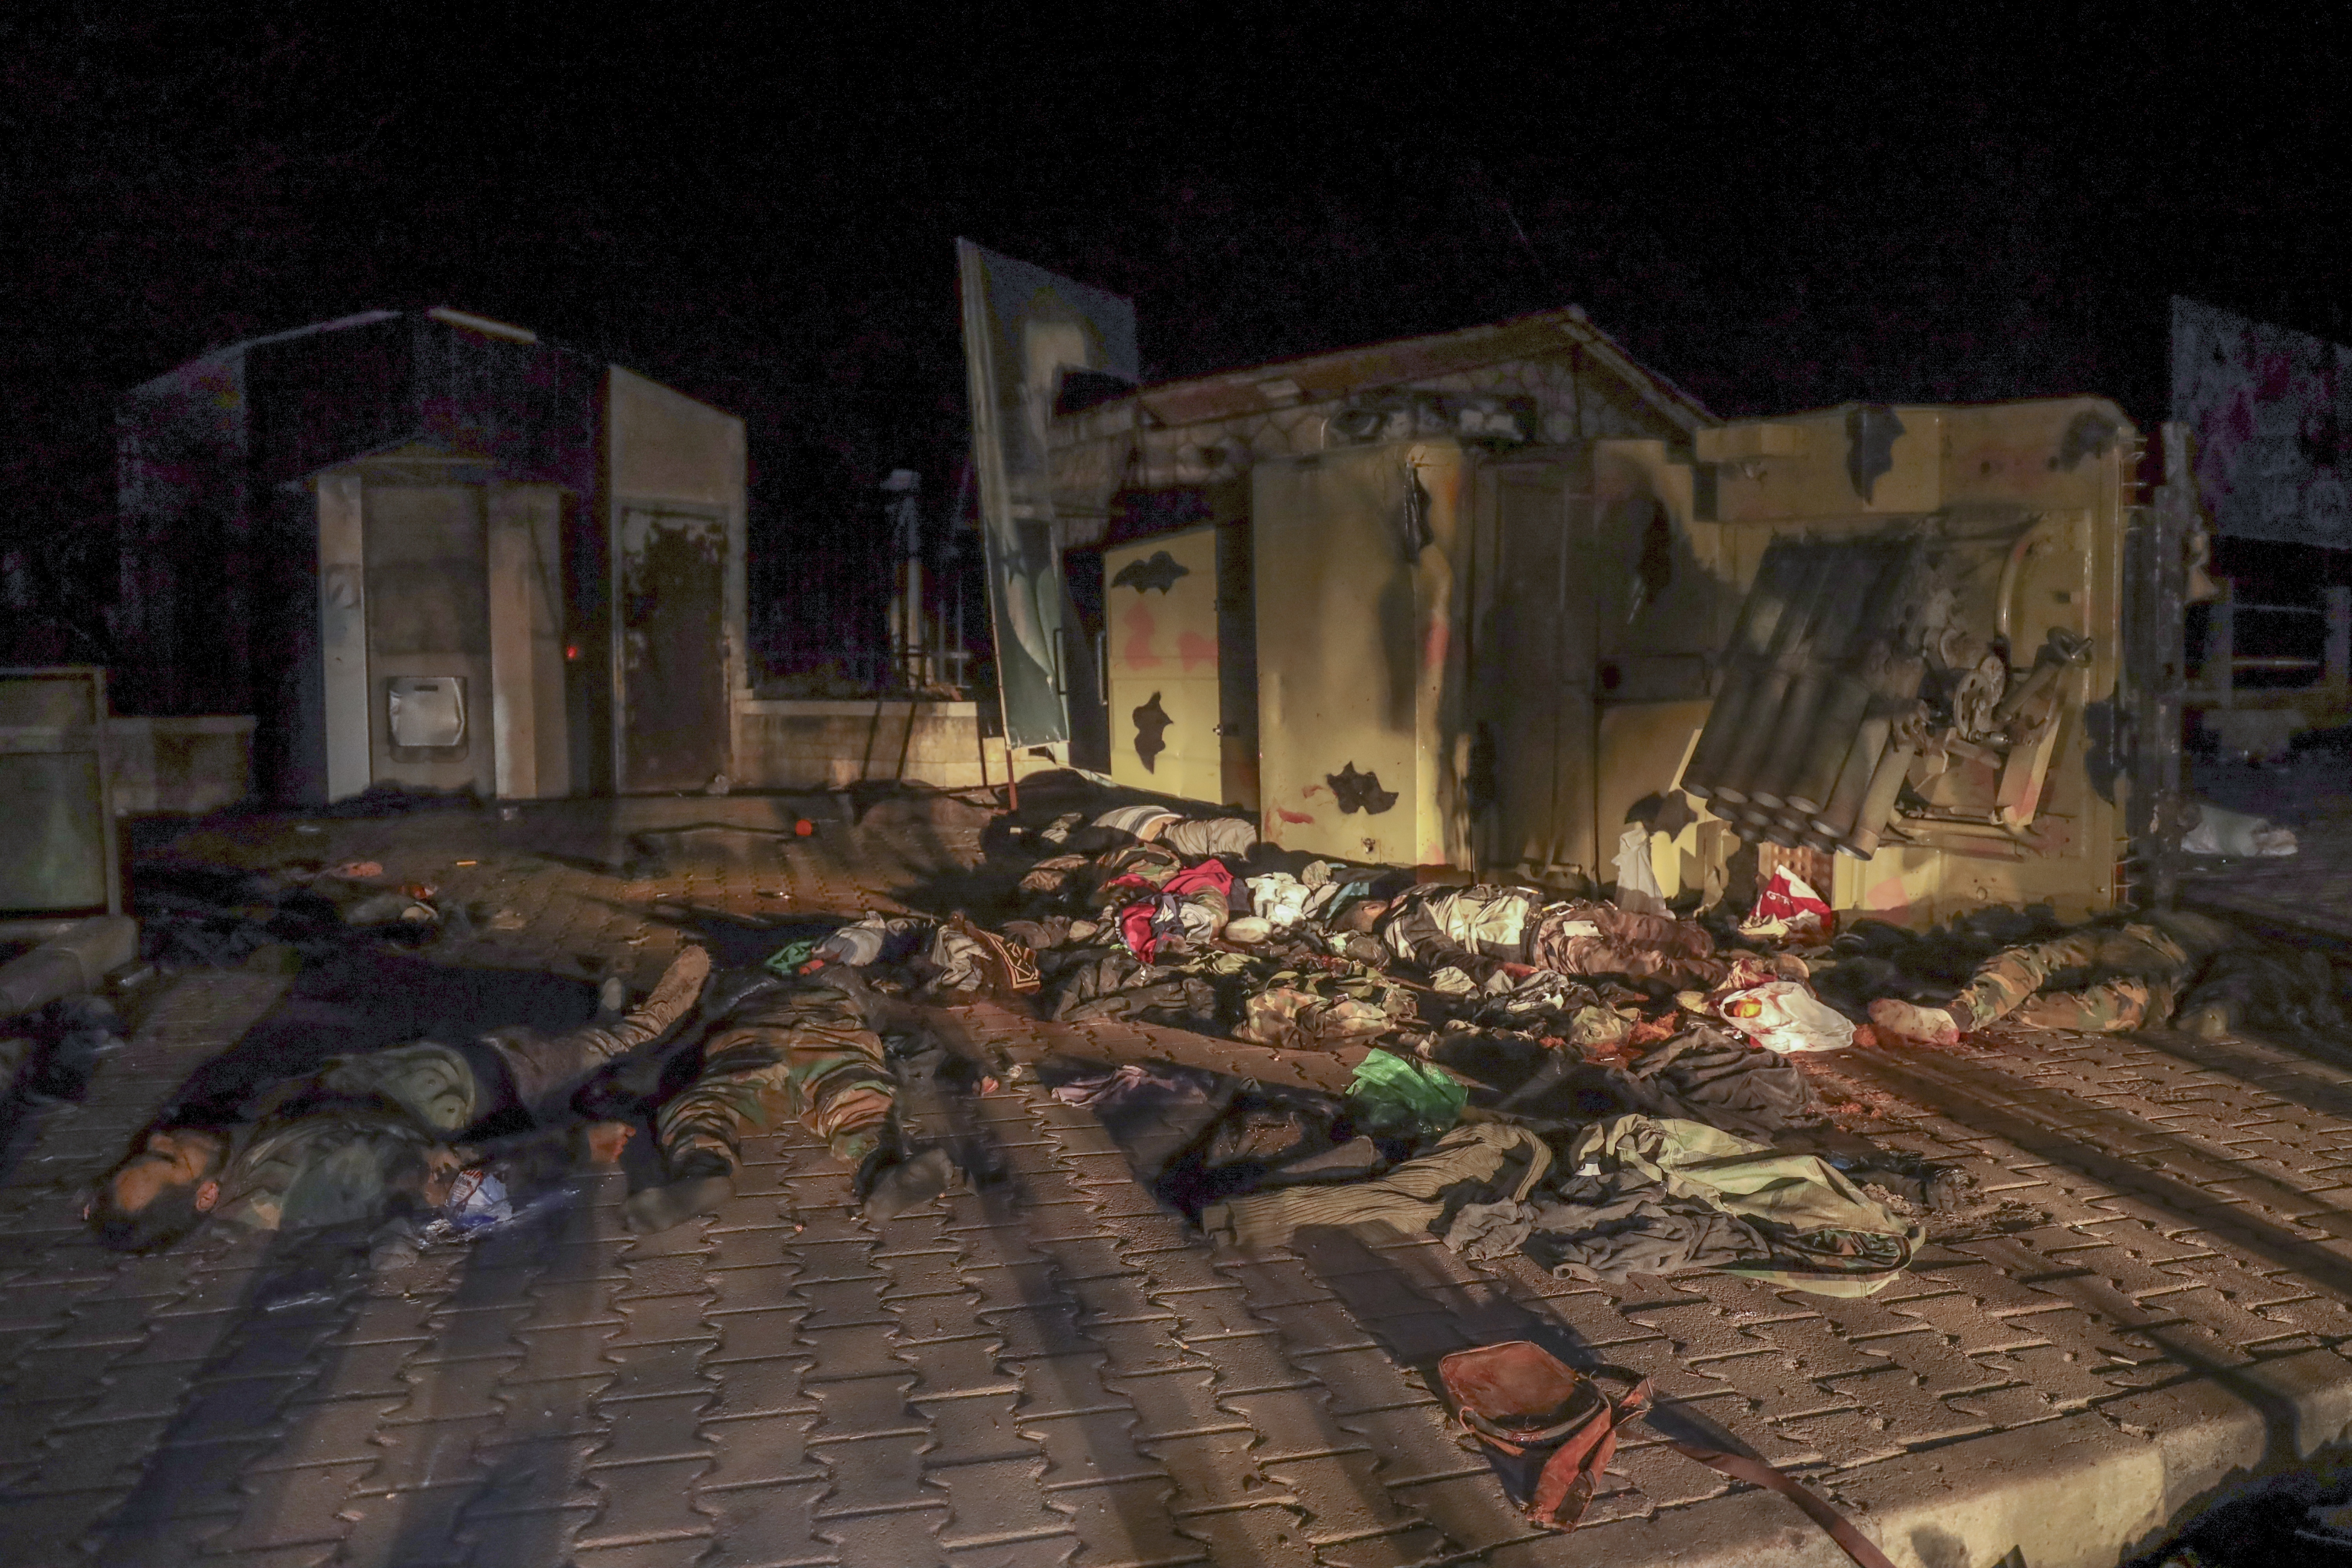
1104;525;1224;802
1254;442;1470;865
1602;397;2135;923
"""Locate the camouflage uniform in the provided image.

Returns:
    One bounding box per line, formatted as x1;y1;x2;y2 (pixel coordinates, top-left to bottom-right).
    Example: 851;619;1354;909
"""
1953;922;2192;1034
211;947;710;1234
1233;964;1416;1051
654;978;897;1173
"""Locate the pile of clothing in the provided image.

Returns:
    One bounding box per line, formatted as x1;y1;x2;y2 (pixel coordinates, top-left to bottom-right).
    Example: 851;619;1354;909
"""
766;795;1937;1292
959;801;1882;1061
1045;1025;1934;1296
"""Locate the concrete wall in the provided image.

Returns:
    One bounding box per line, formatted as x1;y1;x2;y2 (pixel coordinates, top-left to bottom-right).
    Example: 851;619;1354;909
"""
733;699;1008;791
107;716;253;815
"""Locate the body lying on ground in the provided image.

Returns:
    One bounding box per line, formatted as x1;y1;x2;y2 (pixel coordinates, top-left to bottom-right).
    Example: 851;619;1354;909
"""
85;946;714;1251
1868;909;2243;1044
621;965;957;1233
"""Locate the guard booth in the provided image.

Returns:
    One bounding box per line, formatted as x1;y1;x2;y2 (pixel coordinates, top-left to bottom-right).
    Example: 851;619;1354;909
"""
117;309;747;803
1235;399;2175;926
1058;306;1714;809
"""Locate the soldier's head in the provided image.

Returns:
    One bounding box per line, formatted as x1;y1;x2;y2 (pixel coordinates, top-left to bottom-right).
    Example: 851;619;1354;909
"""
84;1128;227;1252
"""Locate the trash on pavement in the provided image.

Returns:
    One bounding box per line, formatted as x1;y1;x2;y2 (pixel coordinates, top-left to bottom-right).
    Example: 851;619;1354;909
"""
1714;978;1856;1053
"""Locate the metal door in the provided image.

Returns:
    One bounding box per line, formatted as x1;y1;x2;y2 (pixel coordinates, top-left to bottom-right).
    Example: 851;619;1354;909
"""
1253;442;1469;866
1472;462;1595;877
618;507;728;793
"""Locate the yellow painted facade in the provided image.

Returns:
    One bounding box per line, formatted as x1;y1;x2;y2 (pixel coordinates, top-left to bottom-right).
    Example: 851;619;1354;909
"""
1239;398;2145;925
1103;525;1226;802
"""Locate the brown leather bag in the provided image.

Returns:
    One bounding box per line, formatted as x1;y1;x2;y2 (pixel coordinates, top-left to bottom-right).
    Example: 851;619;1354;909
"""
1437;1341;1895;1568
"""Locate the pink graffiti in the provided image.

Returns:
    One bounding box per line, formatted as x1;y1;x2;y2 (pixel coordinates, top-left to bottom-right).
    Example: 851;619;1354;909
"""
1178;631;1216;671
1122;603;1161;670
1276;808;1315;824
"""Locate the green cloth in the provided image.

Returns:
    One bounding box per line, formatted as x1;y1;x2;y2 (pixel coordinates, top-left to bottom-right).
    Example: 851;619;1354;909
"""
1202;1123;1551;1252
317;1043;482;1133
214;1109;441;1233
762;936;824;976
1345;1048;1467;1140
1565;1114;1923;1296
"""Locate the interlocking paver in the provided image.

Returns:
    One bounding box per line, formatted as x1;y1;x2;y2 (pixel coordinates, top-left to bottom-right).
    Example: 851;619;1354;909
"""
816;1503;952;1564
1036;1476;1202;1568
805;1373;924;1440
1021;1408;1163;1488
802;1321;922;1383
928;1457;1065;1551
592;1392;713;1466
705;1354;818;1419
459;1504;598;1565
696;1476;830;1564
578;1454;716;1547
917;1392;1035;1467
711;1308;814;1365
19;799;2352;1568
205;1460;376;1554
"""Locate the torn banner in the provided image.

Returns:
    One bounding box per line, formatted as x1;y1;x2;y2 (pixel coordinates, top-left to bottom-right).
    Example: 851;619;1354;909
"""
957;240;1139;748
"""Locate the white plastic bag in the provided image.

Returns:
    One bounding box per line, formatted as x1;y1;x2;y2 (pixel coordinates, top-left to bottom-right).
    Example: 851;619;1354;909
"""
2181;804;2298;858
1716;980;1855;1053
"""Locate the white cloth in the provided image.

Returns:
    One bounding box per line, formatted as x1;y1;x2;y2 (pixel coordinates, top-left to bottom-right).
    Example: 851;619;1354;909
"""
1160;817;1258;858
1612;825;1669;916
1245;873;1313;927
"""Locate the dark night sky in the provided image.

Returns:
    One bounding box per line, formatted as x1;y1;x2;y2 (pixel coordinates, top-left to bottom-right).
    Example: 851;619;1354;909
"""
6;3;2349;644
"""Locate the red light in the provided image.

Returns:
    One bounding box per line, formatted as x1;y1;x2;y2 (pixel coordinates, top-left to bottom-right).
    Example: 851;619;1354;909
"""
564;643;580;661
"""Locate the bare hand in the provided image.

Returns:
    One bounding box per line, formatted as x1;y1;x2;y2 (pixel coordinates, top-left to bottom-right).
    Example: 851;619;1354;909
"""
582;1122;635;1165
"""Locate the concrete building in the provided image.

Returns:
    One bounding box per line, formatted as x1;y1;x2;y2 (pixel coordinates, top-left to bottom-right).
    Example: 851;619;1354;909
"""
1069;310;2188;924
1054;306;1714;810
116;308;747;804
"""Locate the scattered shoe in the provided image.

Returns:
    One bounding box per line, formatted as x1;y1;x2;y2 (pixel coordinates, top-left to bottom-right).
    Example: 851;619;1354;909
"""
857;1146;955;1220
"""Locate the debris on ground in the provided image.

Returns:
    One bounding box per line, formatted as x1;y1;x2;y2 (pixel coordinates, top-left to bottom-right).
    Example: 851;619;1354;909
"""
2181;800;2299;858
749;783;1980;1295
128;858;476;969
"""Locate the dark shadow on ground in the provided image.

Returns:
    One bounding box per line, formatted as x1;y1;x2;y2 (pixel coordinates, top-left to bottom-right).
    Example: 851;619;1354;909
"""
82;1231;381;1564
156;951;600;1128
838;1001;1210;1566
1836;1042;2352;1472
635;902;840;971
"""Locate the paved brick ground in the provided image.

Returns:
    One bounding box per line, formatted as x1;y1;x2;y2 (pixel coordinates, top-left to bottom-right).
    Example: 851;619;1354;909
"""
2179;750;2352;938
5;792;2352;1566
